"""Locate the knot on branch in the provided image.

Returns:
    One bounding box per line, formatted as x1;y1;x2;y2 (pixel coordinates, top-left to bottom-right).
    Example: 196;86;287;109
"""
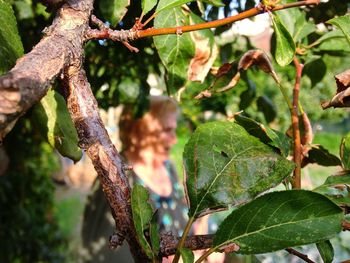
109;232;125;249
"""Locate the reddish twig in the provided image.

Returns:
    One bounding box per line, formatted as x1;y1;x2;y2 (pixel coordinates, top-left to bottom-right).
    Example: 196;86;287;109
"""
343;221;350;231
286;248;316;263
291;57;304;189
84;0;320;42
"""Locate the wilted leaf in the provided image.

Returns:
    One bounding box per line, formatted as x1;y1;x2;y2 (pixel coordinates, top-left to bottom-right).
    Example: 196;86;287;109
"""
188;12;218;83
34;89;82;162
195;62;239;99
340;132;350;170
302;145;341;167
99;0;130;26
328;14;350;45
154;6;195;93
0;0;24;75
321;69;350;109
131;184;154;259
180;248;194;263
271;13;296;66
314;174;350;206
142;0;157;16
238;50;278;82
184;121;294;218
316;240;334;263
213;190;344;254
233;113;290;157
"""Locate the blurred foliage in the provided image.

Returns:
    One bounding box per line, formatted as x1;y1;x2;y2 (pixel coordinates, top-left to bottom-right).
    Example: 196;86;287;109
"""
0;117;65;262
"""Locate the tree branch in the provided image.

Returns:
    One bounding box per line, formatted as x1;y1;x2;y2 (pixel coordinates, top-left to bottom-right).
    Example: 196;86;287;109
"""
84;0;320;42
0;0;93;140
291;57;304;189
64;68;149;262
159;233;214;257
286;248;316;263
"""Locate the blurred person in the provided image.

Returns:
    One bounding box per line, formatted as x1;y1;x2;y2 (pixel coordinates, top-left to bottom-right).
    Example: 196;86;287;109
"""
81;96;190;262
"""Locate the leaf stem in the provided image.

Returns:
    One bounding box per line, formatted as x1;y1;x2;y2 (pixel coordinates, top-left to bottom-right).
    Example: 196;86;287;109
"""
195;247;217;263
135;0;320;39
291;57;304;189
173;217;195;263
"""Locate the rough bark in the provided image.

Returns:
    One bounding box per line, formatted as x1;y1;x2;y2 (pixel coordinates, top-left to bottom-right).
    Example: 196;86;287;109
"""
0;0;148;261
0;0;92;140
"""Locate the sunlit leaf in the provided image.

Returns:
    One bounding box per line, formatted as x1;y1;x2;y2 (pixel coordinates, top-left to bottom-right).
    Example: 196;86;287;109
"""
131;184;154;259
213;190;344;254
328;14;350;46
316;240;334;263
340;132;350;170
233;113;290;157
34;89;82;162
154;6;195;93
319;37;350;53
156;0;192;14
184;121;294;218
142;0;157;16
0;0;24;74
98;0;130;26
180;248;194;263
314;174;350;206
271;13;296;66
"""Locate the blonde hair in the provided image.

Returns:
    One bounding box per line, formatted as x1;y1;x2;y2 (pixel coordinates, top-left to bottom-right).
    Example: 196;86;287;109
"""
119;96;178;153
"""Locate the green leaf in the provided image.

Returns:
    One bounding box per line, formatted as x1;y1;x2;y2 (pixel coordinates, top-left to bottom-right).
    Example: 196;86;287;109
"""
314;174;350;206
131;184;154;259
154;6;195;93
316;240;334;263
156;0;191;14
98;0;130;26
256;95;277;123
203;0;224;7
340;132;350;170
149;211;160;256
34;89;82;162
183;121;294;218
303;58;327;87
294;20;316;42
142;0;157;16
317;30;345;45
271;13;296;66
180;248;194;263
318;37;350;53
0;0;24;74
213;190;344;254
328;14;350;46
233;114;290;157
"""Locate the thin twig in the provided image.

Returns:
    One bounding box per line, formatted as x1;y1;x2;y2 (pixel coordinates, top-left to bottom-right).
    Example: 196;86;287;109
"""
136;0;319;39
286;248;316;263
291;57;304;189
84;0;320;43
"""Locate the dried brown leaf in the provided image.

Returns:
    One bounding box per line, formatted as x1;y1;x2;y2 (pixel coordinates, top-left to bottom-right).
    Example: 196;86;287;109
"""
322;68;350;109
